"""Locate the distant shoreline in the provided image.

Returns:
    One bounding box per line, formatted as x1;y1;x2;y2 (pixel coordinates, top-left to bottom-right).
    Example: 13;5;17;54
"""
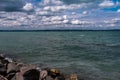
0;29;120;32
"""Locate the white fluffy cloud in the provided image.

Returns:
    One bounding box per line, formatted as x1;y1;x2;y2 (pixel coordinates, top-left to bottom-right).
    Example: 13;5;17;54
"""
99;0;115;7
117;9;120;13
23;3;33;11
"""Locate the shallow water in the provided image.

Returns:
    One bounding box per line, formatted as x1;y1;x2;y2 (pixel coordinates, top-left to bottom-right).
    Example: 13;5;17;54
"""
0;31;120;80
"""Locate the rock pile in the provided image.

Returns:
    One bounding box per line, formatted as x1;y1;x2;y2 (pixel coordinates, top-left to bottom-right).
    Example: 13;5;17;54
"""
0;54;80;80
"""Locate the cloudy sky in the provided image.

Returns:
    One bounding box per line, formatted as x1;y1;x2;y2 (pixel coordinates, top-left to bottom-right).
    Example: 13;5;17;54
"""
0;0;120;30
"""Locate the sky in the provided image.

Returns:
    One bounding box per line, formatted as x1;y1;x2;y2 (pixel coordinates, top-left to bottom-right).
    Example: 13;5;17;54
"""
0;0;120;30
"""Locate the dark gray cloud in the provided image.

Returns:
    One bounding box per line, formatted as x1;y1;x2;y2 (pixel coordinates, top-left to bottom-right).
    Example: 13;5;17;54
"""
0;0;25;11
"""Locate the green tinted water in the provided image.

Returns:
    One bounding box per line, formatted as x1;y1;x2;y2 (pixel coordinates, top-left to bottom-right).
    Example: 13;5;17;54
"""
0;31;120;80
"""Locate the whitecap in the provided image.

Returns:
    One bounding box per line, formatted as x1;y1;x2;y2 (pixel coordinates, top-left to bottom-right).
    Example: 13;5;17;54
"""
106;43;120;47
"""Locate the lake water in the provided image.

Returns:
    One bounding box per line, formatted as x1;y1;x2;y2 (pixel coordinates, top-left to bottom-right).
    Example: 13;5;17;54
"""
0;31;120;80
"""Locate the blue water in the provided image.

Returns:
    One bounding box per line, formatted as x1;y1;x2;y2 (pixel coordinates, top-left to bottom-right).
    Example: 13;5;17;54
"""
0;31;120;80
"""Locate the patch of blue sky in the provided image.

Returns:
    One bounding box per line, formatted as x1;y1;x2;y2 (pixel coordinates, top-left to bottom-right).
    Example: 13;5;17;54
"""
102;4;120;11
102;0;120;12
35;0;41;2
25;0;41;2
112;0;120;3
103;6;120;11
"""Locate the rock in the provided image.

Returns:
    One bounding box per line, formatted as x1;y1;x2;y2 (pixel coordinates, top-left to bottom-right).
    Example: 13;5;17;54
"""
0;54;80;80
7;62;18;73
46;76;54;80
0;63;7;76
15;72;24;80
0;75;8;80
70;74;78;80
23;69;40;80
40;70;48;80
19;65;36;75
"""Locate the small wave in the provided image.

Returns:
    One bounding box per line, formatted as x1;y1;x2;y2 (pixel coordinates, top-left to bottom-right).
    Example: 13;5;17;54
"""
106;43;120;47
93;43;120;47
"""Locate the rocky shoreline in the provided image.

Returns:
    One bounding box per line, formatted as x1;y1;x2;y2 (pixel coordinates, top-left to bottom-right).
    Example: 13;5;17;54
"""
0;54;80;80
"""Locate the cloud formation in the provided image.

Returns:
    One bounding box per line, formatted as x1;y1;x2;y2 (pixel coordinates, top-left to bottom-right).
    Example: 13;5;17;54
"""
23;3;34;11
0;0;120;30
99;0;115;7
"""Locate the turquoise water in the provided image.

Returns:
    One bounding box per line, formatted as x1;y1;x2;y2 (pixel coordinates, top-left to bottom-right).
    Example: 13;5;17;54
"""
0;31;120;80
